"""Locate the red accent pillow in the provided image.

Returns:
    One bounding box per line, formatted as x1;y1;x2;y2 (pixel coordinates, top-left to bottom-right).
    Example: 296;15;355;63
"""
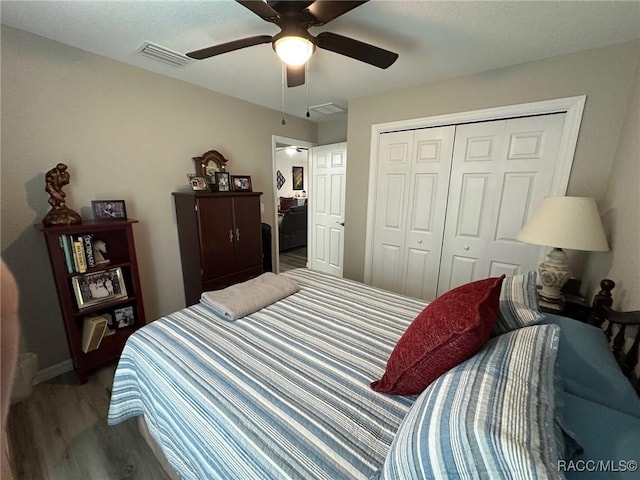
279;197;294;213
371;275;505;395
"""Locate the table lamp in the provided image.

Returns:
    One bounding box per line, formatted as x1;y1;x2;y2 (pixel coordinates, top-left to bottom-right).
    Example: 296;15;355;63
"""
517;196;609;306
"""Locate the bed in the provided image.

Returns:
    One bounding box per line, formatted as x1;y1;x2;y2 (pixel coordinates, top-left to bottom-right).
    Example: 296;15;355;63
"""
108;269;640;479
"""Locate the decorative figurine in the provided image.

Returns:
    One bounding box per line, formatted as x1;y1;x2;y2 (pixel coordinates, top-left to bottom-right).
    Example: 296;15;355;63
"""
93;239;110;265
41;163;82;226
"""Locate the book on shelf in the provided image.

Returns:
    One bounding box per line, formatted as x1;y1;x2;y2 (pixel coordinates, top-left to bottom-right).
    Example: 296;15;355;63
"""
82;234;96;268
73;237;87;273
59;235;74;273
81;314;108;353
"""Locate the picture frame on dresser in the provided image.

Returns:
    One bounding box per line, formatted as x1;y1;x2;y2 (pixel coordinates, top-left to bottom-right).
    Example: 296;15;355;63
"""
215;172;231;192
188;175;208;191
231;175;252;192
72;267;127;309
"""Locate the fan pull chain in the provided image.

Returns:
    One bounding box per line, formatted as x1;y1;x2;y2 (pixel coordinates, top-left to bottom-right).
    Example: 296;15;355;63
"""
305;60;310;118
281;62;286;125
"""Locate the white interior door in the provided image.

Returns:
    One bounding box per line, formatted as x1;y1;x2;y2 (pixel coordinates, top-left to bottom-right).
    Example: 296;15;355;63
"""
436;113;566;293
370;126;455;298
309;143;346;277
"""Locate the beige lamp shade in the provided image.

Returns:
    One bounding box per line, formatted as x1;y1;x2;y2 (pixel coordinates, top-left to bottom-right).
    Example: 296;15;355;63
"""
517;196;609;252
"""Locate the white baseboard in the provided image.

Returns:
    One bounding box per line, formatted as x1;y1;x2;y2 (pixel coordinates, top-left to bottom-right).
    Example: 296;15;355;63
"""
33;359;74;384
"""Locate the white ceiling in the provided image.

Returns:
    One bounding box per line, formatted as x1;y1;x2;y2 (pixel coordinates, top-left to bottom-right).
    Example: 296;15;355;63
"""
2;1;639;123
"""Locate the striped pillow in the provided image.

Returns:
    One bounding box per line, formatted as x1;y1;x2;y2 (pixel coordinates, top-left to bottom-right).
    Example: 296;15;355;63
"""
382;324;562;480
494;271;543;334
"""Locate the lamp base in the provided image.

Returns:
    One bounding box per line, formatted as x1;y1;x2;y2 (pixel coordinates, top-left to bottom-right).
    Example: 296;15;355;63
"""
537;248;572;304
538;294;565;312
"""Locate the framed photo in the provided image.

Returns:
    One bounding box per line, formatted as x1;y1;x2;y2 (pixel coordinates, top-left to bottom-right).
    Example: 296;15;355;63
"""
215;171;231;192
189;175;208;191
102;312;116;335
292;166;304;190
231;175;252;192
72;267;127;309
92;200;127;220
114;305;135;329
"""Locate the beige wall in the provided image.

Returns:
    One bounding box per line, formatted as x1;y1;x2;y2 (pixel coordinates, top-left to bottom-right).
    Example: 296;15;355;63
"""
345;40;640;287
317;117;348;145
583;65;640;310
1;27;316;370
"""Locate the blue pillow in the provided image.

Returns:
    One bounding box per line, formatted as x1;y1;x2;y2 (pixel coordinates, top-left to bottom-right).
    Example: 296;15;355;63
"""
494;271;543;335
383;325;563;479
544;314;640;418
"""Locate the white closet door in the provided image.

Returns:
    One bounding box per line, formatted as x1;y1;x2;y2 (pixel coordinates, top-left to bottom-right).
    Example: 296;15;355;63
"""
436;113;566;294
371;126;455;298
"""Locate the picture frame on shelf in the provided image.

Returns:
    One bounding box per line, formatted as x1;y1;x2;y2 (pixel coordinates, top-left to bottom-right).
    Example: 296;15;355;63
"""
231;175;252;192
102;312;117;336
72;267;127;309
215;172;231;192
292;166;304;190
114;305;135;329
92;200;127;221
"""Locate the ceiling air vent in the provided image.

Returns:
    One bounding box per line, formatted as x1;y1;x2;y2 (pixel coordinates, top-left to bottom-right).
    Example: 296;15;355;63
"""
138;41;193;67
309;103;347;115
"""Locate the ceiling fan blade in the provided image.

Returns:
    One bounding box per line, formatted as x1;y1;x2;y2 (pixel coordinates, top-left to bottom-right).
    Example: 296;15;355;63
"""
315;31;398;69
236;1;280;22
287;64;305;87
307;0;369;25
186;35;273;60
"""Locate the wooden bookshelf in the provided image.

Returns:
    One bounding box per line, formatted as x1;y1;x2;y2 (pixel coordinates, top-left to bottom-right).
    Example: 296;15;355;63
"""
38;219;146;383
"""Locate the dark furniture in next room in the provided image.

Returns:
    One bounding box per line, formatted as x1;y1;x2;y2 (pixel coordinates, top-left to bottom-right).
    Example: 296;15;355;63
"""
279;204;307;251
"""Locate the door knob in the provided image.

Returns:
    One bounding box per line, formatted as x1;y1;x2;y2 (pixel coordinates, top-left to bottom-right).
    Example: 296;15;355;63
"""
336;221;345;226
464;245;470;251
417;239;423;244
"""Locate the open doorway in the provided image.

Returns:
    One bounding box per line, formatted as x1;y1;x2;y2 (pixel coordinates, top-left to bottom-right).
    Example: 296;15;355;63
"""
271;136;315;273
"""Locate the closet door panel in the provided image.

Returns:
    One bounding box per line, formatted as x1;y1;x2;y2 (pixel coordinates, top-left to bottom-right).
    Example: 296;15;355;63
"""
371;131;413;292
438;113;566;294
404;247;431;299
402;127;455;300
437;120;504;293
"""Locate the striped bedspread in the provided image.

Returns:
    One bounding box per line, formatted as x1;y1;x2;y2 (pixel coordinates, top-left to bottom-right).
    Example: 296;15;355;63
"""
108;269;427;479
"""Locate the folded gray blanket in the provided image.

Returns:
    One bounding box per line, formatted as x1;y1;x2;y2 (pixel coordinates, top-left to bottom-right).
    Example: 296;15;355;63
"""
200;272;299;320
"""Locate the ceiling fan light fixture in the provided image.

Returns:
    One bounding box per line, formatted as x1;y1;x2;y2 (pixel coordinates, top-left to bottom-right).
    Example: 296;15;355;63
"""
274;35;314;66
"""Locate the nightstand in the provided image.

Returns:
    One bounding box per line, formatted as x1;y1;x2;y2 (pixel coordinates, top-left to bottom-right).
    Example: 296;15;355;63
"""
538;288;592;322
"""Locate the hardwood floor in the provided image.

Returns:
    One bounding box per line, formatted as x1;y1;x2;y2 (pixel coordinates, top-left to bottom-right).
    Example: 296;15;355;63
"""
7;363;170;480
279;246;307;272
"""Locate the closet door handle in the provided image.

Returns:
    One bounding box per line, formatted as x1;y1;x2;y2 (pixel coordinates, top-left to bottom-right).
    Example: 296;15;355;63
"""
336;221;345;226
229;229;234;243
236;228;240;242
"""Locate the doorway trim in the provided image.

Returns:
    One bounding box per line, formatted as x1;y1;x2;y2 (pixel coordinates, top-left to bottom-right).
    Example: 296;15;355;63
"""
271;135;316;273
363;95;586;283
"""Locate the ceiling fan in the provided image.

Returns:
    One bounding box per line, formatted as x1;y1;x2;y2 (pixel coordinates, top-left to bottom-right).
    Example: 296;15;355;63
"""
186;0;398;87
